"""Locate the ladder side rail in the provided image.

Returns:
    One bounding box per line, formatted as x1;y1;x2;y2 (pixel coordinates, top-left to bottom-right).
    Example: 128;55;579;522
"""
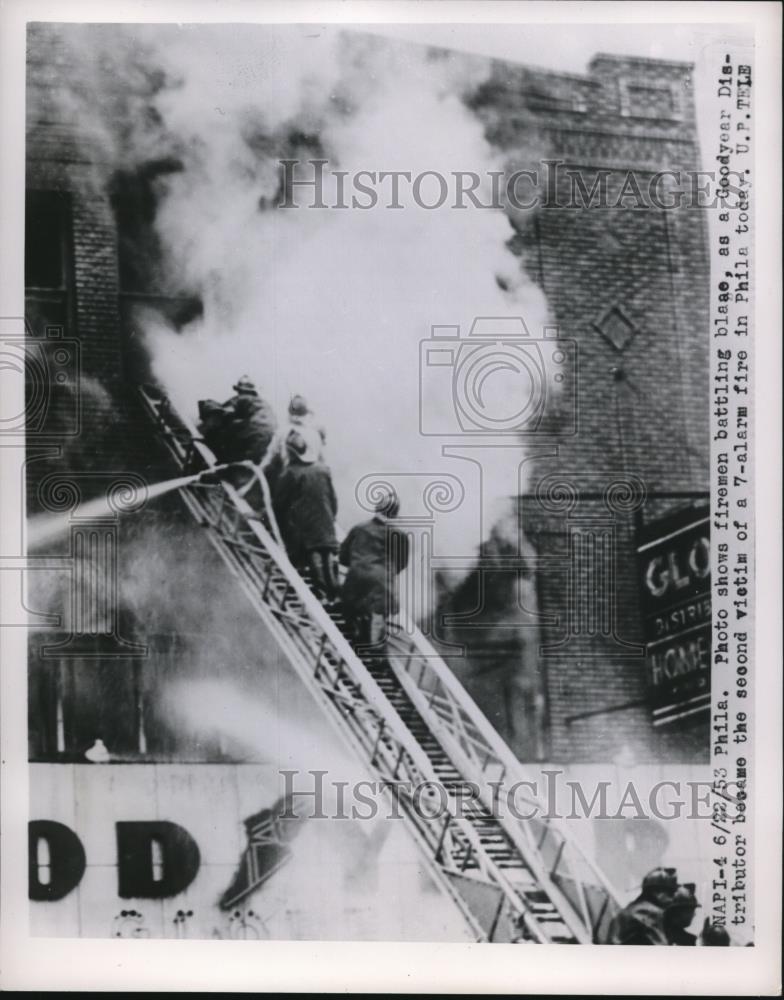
140;387;209;462
384;628;593;944
398;621;620;940
399;617;622;878
388;619;622;941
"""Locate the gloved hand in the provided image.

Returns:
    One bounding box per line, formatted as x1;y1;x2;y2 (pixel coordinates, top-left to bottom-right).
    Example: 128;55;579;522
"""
700;917;730;946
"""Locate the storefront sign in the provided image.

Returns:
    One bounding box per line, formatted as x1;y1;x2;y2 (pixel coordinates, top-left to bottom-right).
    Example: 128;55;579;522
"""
637;508;711;726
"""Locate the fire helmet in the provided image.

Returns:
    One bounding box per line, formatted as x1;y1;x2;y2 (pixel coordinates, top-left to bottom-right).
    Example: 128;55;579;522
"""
668;884;700;910
642;867;679;894
288;395;310;418
285;429;317;465
374;489;400;519
233;375;257;394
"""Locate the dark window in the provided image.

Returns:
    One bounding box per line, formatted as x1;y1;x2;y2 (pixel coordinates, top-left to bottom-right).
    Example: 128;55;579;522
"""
25;191;72;337
25;191;69;290
109;160;183;294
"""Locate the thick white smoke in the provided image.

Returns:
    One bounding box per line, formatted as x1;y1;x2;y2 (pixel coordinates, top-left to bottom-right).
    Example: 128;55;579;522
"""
136;26;549;559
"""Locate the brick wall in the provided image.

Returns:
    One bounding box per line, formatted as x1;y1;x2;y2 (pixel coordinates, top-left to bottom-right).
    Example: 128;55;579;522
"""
26;71;118;497
25;24;161;500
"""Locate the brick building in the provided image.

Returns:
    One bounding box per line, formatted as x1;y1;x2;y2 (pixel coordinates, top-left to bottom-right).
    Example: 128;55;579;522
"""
453;55;711;763
25;25;710;768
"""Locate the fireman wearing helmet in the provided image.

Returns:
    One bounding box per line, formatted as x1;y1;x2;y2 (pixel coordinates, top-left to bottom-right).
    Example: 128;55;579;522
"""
272;429;339;600
221;375;278;466
339;489;410;648
287;394;326;446
262;393;326;491
202;375;278;506
606;867;678;945
664;883;701;945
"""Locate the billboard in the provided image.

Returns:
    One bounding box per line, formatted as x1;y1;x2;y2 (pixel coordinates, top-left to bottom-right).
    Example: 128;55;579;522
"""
27;763;474;941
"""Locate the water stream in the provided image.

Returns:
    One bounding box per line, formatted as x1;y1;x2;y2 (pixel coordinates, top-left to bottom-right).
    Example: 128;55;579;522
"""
27;473;203;550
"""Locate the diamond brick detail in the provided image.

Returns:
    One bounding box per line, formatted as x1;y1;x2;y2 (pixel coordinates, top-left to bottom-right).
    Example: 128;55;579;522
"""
593;305;638;352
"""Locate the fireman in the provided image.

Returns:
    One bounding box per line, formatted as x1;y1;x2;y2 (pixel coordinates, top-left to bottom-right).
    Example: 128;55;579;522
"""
221;375;278;465
606;867;678;945
272;429;339;601
262;394;326;491
339;490;409;648
288;394;326;447
213;375;279;507
699;917;731;946
664;883;700;945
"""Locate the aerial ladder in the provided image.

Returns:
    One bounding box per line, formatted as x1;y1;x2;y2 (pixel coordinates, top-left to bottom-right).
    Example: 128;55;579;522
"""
138;385;621;944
